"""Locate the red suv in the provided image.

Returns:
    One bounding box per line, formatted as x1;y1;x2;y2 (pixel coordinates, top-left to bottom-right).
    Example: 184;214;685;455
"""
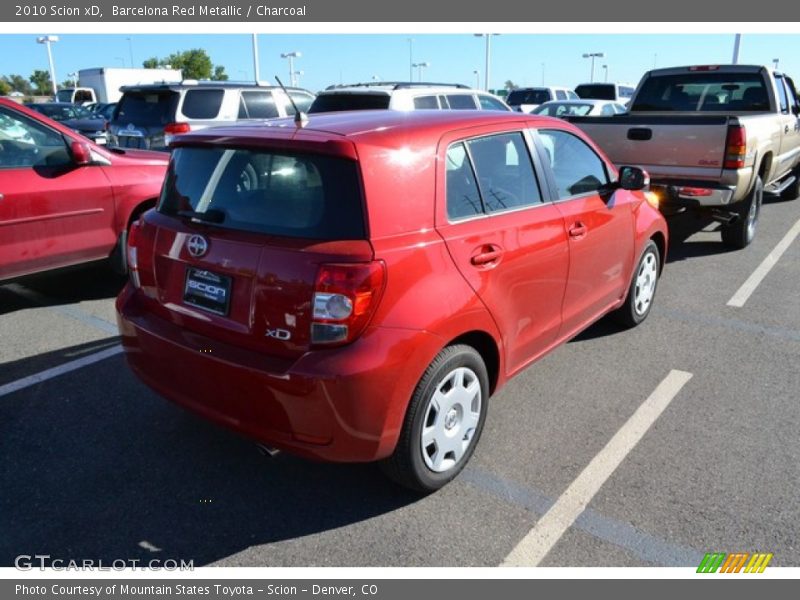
116;110;667;492
0;98;167;281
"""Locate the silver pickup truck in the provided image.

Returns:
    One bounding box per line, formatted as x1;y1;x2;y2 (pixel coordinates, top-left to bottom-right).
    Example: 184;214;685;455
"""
568;65;800;248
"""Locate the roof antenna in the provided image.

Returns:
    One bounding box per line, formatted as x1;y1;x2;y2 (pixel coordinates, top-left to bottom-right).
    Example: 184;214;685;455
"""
275;75;308;126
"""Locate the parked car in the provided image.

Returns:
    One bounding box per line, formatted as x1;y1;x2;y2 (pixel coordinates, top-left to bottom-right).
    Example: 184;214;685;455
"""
569;65;800;248
533;99;627;117
92;102;118;122
575;82;636;105
308;82;511;113
0;98;168;281
506;86;579;112
116;110;667;492
108;81;316;151
26;102;109;145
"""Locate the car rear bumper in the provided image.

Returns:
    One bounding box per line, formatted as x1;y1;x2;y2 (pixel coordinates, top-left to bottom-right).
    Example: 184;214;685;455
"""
116;285;442;463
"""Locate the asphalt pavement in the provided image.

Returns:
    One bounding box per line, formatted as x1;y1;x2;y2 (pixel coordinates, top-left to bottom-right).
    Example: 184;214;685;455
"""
1;194;798;568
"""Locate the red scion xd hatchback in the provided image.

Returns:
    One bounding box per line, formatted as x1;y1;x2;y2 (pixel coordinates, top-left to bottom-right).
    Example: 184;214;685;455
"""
116;110;667;492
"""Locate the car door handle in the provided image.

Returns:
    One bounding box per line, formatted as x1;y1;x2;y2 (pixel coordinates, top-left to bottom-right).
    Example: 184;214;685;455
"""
470;245;503;267
569;222;588;239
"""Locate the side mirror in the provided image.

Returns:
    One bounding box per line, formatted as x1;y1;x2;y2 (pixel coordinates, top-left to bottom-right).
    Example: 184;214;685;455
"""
618;165;649;191
70;141;92;166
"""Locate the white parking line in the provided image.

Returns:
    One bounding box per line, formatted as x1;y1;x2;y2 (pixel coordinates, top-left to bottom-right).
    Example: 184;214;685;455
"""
727;217;800;308
0;345;123;399
501;369;693;567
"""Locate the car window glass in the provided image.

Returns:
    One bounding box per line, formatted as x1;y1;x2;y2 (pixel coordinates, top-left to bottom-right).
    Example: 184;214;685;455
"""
446;94;477;110
0;107;70;169
466;132;543;212
775;76;789;114
445;143;483;220
284;91;314;115
240;91;279;119
539;129;608;198
556;90;567;100
601;104;615;115
478;95;509;111
181;89;224;119
414;95;440;109
438;95;450;109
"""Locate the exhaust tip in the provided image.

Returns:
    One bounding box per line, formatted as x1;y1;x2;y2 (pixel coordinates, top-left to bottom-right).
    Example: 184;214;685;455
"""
256;443;281;458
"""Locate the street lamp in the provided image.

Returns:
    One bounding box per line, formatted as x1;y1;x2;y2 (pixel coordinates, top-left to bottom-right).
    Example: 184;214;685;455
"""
473;69;480;90
36;35;59;96
541;62;545;86
412;62;429;82
407;38;413;81
602;64;608;83
773;58;780;70
126;37;134;68
67;71;78;87
474;33;498;92
281;51;302;87
293;70;304;85
582;52;605;83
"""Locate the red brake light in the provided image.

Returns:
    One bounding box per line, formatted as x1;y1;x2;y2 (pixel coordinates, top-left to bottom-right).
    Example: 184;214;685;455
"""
164;122;191;135
677;187;713;197
311;262;386;347
689;65;720;71
724;124;747;169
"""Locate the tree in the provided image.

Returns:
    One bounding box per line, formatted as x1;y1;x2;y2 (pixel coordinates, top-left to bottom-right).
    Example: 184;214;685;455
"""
504;80;519;91
29;70;53;95
142;57;159;69
0;79;11;96
3;74;33;95
61;78;77;89
211;65;229;81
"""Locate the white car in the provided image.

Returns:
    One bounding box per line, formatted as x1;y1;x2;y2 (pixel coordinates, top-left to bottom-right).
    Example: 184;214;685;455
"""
505;86;579;113
532;99;627;118
308;82;511;113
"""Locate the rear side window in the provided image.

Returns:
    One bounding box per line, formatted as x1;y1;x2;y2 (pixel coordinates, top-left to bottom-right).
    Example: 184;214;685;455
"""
181;89;224;119
446;95;477;109
555;90;567;100
414;95;440;109
284;91;315;115
238;91;279;119
158;147;365;240
507;89;551;105
478;95;510;111
115;91;178;125
631;72;769;112
308;94;390;113
775;76;789;114
445;143;482;220
538;129;608;198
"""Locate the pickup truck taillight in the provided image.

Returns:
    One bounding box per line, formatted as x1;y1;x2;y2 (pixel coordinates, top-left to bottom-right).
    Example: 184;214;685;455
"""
164;122;191;146
310;262;386;347
724;124;747;169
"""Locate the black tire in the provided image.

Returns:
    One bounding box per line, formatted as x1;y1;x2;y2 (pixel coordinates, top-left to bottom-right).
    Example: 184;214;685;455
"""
108;229;128;275
380;344;489;493
613;240;661;329
781;166;800;201
722;176;762;249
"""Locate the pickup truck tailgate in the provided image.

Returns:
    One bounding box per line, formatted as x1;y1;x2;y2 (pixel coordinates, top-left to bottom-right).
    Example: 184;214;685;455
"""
568;115;731;181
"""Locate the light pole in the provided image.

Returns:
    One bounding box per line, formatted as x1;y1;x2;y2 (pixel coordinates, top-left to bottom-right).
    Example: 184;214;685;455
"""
474;34;498;92
473;69;480;90
541;62;545;86
252;34;260;82
412;62;429;82
67;71;78;87
126;37;134;68
281;51;302;87
293;70;304;86
407;38;413;81
732;34;742;64
582;52;605;83
773;58;780;70
36;35;59;96
602;64;608;83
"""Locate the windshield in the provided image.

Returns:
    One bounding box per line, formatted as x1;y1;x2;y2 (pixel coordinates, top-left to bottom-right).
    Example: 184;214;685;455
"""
533;103;593;117
506;89;551;105
309;94;391;113
631;72;769;112
158;146;366;240
29;104;79;121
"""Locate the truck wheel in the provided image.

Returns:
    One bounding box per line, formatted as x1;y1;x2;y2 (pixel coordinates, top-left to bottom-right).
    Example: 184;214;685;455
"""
380;344;489;493
781;166;800;201
722;176;762;249
613;240;660;328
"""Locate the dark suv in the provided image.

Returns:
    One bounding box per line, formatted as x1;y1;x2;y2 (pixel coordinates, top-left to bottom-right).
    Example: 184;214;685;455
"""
108;81;315;151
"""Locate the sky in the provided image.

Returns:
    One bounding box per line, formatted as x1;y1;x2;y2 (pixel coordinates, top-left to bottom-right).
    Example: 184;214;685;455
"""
0;33;798;93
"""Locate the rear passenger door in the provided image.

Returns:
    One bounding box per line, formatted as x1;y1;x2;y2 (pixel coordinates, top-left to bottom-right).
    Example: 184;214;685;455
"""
534;128;635;337
436;127;570;374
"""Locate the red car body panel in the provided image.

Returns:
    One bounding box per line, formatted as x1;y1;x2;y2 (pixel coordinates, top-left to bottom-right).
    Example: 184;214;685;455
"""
116;110;668;462
0;98;168;281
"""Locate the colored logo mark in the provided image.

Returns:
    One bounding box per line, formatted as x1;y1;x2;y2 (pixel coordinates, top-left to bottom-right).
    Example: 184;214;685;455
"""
697;552;773;573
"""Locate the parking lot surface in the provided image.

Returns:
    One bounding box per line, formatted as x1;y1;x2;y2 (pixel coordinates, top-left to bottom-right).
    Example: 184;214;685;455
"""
1;196;799;568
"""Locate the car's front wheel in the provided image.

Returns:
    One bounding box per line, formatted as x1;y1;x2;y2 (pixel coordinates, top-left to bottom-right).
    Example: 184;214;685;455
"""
381;344;489;493
613;239;661;328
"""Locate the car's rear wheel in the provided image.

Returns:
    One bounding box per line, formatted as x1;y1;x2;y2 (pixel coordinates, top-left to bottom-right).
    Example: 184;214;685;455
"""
380;344;489;493
613;240;660;328
722;176;762;249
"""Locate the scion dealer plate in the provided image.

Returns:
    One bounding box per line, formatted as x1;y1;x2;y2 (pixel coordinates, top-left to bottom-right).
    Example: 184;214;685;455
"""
183;267;232;316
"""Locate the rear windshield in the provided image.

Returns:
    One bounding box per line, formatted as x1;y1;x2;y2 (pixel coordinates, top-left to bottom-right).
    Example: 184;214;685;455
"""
158;147;366;240
29;104;79;121
631;72;769;112
534;102;593;117
308;94;391;113
115;91;178;125
507;89;551;105
575;84;616;100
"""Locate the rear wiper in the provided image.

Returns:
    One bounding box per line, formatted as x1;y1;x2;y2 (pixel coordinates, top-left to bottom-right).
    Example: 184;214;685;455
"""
177;209;226;224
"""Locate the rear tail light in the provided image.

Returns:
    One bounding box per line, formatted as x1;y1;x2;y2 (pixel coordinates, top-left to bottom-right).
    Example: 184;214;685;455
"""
677;187;714;197
126;221;142;289
164;122;190;146
688;65;720;71
724;124;747;169
310;262;386;347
